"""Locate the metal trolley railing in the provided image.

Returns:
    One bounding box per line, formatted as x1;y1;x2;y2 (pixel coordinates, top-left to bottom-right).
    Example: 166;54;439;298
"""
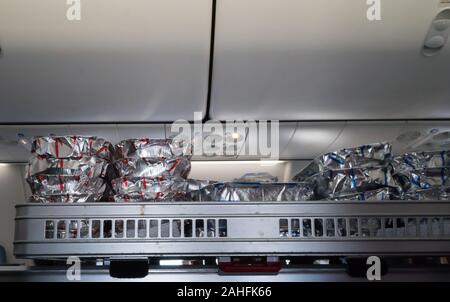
13;201;450;259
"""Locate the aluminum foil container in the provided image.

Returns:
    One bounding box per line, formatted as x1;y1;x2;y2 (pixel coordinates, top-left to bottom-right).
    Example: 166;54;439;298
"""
25;154;115;203
292;142;392;181
30;194;95;203
325;187;400;201
114;157;191;179
115;138;192;159
32;136;114;160
191;182;314;202
392;150;450;172
404;187;449;201
397;168;450;191
27;174;107;196
312;166;397;199
233;172;278;183
26;155;109;178
112;177;212;202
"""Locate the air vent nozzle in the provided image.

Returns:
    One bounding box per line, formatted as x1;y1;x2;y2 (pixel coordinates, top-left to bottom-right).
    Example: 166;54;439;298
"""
422;9;450;57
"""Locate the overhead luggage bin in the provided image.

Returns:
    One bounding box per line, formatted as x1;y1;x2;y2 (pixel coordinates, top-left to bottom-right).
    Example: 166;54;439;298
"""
0;0;212;123
210;0;450;120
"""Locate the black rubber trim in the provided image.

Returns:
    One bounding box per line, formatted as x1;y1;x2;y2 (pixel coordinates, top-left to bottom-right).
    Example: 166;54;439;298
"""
109;259;149;279
202;0;217;122
345;257;388;278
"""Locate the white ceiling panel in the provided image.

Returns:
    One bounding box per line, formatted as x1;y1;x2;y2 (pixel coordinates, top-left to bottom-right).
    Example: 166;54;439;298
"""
117;124;166;141
211;0;450;120
0;0;211;122
282;122;345;159
328;121;406;152
237;122;297;160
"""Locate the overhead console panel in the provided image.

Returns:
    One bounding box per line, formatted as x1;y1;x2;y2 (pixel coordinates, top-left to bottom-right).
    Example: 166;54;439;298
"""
210;0;450;120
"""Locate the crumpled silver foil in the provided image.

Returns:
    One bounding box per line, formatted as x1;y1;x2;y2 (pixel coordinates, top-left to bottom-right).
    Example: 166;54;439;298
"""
404;187;450;201
112;177;212;202
32;136;114;160
312;165;397;199
190;182;314;202
392;150;450;172
115;138;192;159
113;157;191;180
27;174;107;200
26;155;109;178
324;187;400;201
27;136;115;203
391;150;450;195
32;194;95;203
395;167;450;191
292;142;392;181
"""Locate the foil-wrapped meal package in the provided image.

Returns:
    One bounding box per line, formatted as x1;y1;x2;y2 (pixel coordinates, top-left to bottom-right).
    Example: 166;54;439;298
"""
404;188;449;201
112;177;212;202
190;182;314;202
261;183;314;201
32;194;96;203
312;166;397;199
32;136;114;160
393;167;450;192
114;157;191;179
26;155;109;178
115;138;192;159
392;150;450;172
27;174;107;196
26;136;116;203
292;142;392;181
324;187;400;201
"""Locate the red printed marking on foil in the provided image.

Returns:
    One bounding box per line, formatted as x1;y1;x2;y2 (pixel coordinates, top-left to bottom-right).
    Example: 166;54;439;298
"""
142;177;147;190
168;158;181;173
96;146;108;157
58;175;64;192
55;138;60;158
89;138;93;156
121;177;128;188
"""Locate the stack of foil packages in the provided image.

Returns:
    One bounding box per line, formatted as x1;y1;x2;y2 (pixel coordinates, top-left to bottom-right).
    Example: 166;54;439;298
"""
111;138;210;202
292;142;399;201
391;151;450;200
292;142;450;201
26;136;115;203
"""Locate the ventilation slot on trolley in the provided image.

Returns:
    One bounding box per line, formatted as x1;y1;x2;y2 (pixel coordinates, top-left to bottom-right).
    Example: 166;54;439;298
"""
44;218;228;239
279;217;450;238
